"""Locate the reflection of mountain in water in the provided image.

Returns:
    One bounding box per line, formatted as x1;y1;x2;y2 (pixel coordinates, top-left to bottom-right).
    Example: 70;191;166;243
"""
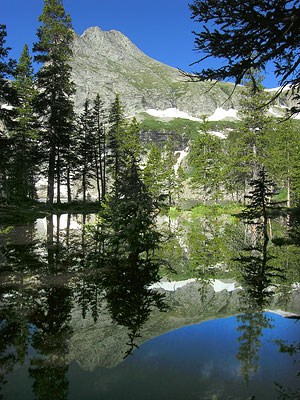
1;210;300;398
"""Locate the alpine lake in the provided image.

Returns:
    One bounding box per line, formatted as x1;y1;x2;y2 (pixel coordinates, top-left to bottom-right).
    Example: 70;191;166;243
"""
0;210;300;400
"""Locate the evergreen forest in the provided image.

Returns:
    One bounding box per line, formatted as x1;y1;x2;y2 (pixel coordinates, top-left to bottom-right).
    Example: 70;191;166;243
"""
0;1;300;217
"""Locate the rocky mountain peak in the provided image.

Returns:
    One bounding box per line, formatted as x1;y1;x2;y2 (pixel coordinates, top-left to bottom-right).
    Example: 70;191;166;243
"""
75;26;144;61
71;26;240;116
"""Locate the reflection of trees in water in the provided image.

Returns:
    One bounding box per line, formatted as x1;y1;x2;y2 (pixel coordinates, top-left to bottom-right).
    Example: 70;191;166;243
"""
233;170;300;393
274;332;300;400
0;222;44;274
100;259;167;357
2;167;300;395
273;205;300;399
82;159;167;355
0;285;72;400
236;311;274;383
0;286;33;398
29;286;72;400
0;216;75;400
234;169;284;383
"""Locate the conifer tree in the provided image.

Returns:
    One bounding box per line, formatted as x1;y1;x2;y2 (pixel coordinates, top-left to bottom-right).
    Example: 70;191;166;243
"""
9;44;40;203
189;1;300;114
225;73;272;199
74;100;95;202
188;120;225;203
107;94;127;181
33;0;75;205
161;137;179;206
92;94;107;201
143;144;166;200
265;120;300;207
93;153;165;355
0;25;16;203
0;24;16;130
121;117;143;162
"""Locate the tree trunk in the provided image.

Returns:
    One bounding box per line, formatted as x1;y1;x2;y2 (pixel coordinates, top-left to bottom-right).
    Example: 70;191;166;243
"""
82;169;86;203
67;167;72;203
94;145;101;202
287;176;291;208
102;134;106;199
47;144;55;206
56;146;61;204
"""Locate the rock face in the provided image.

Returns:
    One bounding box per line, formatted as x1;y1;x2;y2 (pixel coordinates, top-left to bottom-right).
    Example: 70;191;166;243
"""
71;27;240;116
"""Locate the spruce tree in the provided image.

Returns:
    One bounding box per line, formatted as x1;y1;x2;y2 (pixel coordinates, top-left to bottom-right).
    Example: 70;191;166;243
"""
74;100;96;202
189;1;300;114
92;152;165;354
9;44;39;203
107;94;127;181
33;0;75;205
225;73;272;199
265;120;300;207
161;137;179;206
188;122;225;203
0;25;16;203
92;94;107;201
143;144;166;201
0;24;16;130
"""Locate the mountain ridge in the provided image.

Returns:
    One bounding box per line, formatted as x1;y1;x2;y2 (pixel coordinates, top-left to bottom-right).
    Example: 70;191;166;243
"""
71;26;241;117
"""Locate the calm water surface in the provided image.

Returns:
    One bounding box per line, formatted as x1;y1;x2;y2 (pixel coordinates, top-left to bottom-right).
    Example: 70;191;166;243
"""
0;214;299;399
2;313;300;400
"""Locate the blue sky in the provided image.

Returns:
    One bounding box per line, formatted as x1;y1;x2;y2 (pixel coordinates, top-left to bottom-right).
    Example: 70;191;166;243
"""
2;0;277;88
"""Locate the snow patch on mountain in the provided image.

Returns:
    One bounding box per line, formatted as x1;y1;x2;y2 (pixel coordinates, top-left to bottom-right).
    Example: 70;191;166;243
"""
207;107;239;121
145;107;241;122
149;278;241;292
146;108;202;121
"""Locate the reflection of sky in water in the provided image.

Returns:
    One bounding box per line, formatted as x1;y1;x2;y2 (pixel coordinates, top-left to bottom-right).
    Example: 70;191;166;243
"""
69;312;299;400
34;214;96;239
120;313;299;399
3;313;300;400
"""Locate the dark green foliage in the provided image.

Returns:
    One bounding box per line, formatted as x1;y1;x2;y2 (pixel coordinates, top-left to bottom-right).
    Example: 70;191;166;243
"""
92;94;107;201
240;168;276;223
265;120;300;207
223;75;273;200
188;120;225;202
73;100;96;202
144;138;180;206
89;155;166;354
33;0;75;205
189;0;300;112
6;44;40;204
0;25;16;203
100;159;161;258
0;24;16;129
107;94;127;179
72;95;108;202
143;144;165;199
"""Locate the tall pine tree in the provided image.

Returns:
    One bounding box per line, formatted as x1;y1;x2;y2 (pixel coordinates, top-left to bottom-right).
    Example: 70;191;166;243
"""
107;94;127;182
74;100;96;202
9;44;40;203
33;0;75;205
0;25;16;203
92;94;107;201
